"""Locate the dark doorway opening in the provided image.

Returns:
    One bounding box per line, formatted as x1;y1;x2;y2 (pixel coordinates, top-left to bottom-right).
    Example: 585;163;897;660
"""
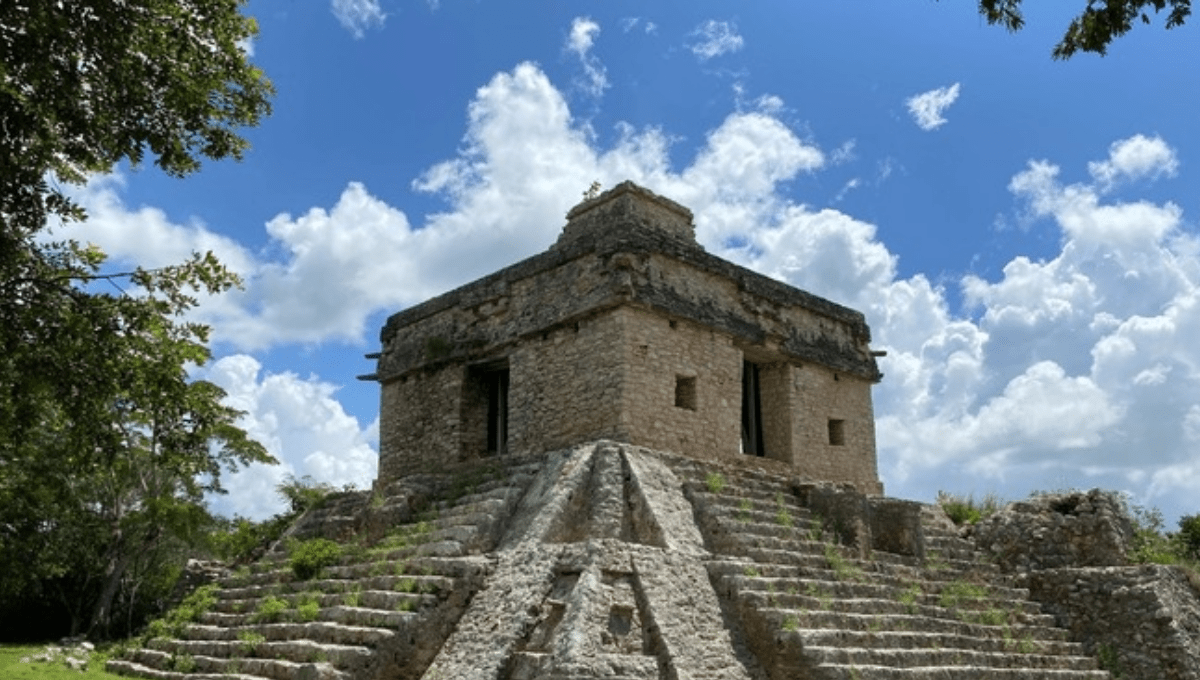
485;368;509;455
741;360;765;457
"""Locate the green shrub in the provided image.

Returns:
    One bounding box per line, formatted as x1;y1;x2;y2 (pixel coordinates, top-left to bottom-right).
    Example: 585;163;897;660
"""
237;631;266;655
171;654;196;673
143;584;220;639
295;591;322;622
1178;514;1200;560
251;595;289;623
937;491;1003;526
705;472;725;494
289;538;343;580
297;600;320;622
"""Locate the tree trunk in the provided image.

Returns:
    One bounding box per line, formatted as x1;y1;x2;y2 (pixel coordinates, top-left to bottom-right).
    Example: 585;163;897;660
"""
88;548;132;639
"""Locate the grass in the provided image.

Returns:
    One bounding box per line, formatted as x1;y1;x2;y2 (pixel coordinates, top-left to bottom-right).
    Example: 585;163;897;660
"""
737;498;752;523
1097;643;1123;678
938;580;989;610
781;615;799;632
824;544;862;581
937;491;1004;526
0;644;126;679
251;595;290;623
705;472;726;494
898;584;922;614
236;631;266;656
143;583;220;640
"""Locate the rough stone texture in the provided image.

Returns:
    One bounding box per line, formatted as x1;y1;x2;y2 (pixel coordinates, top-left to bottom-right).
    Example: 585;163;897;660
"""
969;489;1135;573
1026;565;1200;680
962;489;1200;680
367;181;882;494
111;444;1185;680
422;442;762;680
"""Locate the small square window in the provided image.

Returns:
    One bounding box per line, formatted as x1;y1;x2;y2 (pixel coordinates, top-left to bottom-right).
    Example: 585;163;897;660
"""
675;376;697;411
828;419;846;446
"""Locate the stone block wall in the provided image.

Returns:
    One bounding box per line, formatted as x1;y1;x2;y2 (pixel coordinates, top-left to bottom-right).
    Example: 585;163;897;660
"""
507;313;627;455
790;364;880;493
970;488;1135;571
378;366;464;483
1026;565;1200;680
616;307;742;462
369;181;883;492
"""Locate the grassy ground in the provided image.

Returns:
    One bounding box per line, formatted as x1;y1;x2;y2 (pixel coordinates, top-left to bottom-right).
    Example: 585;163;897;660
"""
0;644;125;680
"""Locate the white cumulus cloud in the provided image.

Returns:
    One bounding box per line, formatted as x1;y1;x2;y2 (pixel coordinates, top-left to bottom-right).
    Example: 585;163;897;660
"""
331;0;385;38
1088;134;1180;190
198;355;378;520
688;20;744;61
905;83;961;131
62;65;1200;526
566;17;609;97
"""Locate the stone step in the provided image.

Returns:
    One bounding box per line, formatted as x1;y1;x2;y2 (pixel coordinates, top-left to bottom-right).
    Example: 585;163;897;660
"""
182;621;395;647
218;573;451;602
125;647;349;680
202;604;419;629
106;657;273;680
814;664;1111;679
213;589;435;618
802;645;1099;671
709;549;1000;584
685;483;809;511
791;628;1086;657
703;503;824;535
434;483;528;514
704;528;934;571
724;573;1038;610
508;651;661;680
147;637;371;667
758;608;1068;641
745;591;1056;631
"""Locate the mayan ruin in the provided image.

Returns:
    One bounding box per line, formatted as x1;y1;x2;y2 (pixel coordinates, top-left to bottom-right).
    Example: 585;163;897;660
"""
106;183;1200;680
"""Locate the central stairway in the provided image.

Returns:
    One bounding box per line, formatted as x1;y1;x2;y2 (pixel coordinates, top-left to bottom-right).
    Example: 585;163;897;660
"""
108;457;546;680
672;461;1110;680
108;445;1117;680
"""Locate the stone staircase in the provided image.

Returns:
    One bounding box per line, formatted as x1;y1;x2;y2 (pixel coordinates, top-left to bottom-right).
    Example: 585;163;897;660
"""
108;457;544;680
673;463;1112;680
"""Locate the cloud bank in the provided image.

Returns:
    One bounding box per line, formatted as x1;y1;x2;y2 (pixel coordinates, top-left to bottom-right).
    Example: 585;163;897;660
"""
69;63;1198;522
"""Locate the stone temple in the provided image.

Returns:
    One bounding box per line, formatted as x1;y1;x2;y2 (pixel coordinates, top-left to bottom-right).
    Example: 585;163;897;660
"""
365;181;883;494
108;182;1200;680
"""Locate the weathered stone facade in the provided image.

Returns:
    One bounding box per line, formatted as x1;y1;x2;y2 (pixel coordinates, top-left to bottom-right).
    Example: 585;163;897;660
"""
964;490;1200;680
365;182;883;494
109;443;1132;680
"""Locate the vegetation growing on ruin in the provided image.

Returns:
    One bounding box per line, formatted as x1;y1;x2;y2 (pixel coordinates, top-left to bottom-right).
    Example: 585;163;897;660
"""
937;491;1004;526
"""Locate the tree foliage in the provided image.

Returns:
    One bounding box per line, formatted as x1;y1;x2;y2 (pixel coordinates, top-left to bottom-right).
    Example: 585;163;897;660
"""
0;0;275;640
972;0;1191;58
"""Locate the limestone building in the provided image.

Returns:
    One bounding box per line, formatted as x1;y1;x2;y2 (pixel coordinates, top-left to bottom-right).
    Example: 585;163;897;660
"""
363;182;883;494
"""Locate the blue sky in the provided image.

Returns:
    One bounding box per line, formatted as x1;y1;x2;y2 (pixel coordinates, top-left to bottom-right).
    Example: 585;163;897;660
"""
62;1;1200;524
